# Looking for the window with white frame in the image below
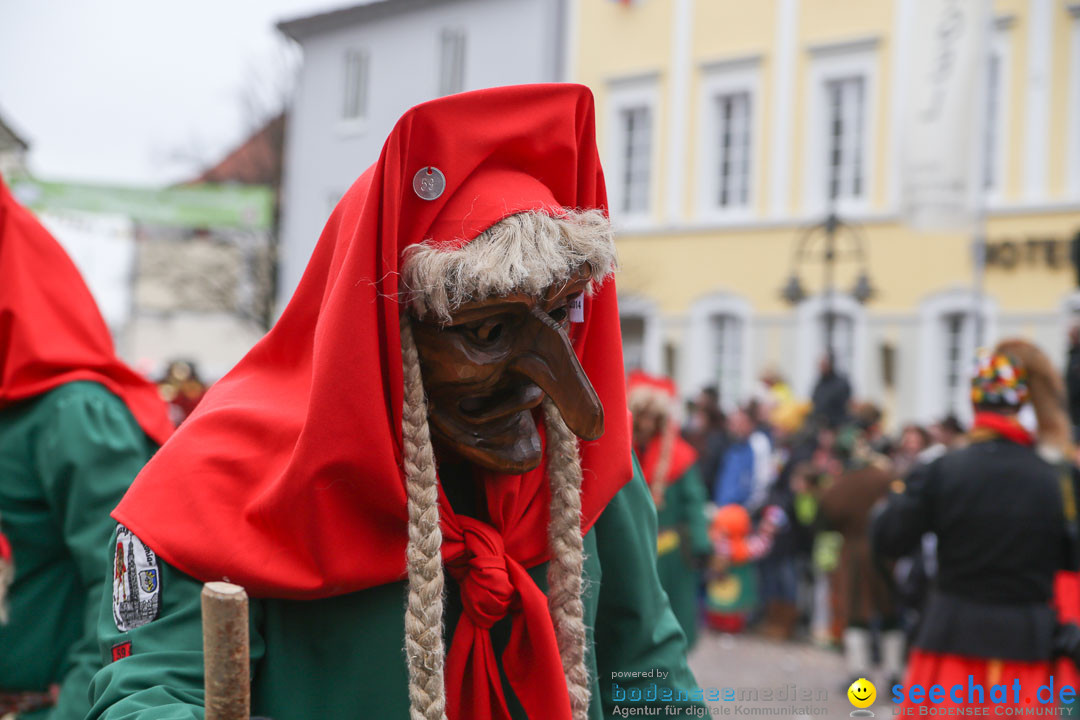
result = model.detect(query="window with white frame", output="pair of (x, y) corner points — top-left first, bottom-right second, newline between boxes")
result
(805, 41), (877, 214)
(937, 308), (991, 419)
(342, 49), (370, 122)
(698, 61), (759, 217)
(795, 294), (865, 399)
(942, 312), (969, 415)
(983, 26), (1010, 198)
(716, 92), (752, 209)
(825, 76), (866, 204)
(607, 80), (657, 221)
(686, 294), (751, 409)
(709, 314), (744, 407)
(621, 315), (646, 372)
(439, 29), (466, 96)
(618, 106), (652, 214)
(917, 291), (994, 423)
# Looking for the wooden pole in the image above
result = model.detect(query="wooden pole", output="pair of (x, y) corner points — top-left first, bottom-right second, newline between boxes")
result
(201, 581), (250, 720)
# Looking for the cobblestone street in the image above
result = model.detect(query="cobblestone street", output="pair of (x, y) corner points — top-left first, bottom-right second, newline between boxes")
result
(688, 633), (888, 719)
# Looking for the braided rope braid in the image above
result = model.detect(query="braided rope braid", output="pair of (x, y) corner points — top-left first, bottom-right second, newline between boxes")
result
(400, 319), (449, 720)
(627, 384), (676, 507)
(542, 398), (592, 719)
(649, 421), (676, 509)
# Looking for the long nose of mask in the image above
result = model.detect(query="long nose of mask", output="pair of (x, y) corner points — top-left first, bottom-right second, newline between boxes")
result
(508, 306), (604, 441)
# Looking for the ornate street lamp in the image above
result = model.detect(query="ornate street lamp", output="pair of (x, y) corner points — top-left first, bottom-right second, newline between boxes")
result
(780, 212), (875, 361)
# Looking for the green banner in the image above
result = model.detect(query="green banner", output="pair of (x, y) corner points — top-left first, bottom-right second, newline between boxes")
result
(9, 177), (274, 230)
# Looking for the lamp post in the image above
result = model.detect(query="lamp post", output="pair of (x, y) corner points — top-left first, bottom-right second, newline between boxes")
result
(780, 212), (875, 365)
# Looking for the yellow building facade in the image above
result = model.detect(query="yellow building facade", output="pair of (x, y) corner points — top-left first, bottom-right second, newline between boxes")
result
(570, 0), (1080, 425)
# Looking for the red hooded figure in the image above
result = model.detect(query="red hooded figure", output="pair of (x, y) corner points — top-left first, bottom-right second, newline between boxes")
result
(626, 371), (710, 649)
(0, 177), (172, 443)
(95, 85), (703, 720)
(0, 174), (171, 718)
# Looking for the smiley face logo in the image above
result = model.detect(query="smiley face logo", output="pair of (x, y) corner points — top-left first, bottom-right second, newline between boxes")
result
(848, 677), (876, 710)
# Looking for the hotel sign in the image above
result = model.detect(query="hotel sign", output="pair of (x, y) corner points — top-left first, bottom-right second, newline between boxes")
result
(984, 237), (1074, 270)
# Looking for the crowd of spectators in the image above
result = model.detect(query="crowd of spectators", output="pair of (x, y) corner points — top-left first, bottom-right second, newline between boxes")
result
(679, 356), (969, 686)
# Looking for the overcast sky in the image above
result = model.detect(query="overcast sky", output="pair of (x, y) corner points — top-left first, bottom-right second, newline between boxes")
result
(0, 0), (341, 186)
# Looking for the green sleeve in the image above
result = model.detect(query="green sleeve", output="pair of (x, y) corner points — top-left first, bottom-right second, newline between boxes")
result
(593, 456), (706, 715)
(678, 467), (711, 557)
(34, 385), (157, 720)
(87, 535), (266, 719)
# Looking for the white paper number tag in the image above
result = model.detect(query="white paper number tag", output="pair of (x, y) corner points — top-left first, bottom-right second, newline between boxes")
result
(569, 294), (584, 323)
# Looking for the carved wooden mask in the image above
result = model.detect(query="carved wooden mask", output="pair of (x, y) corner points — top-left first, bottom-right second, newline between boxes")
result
(410, 263), (604, 474)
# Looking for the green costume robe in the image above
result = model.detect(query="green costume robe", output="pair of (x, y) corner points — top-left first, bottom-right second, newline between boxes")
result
(88, 460), (707, 719)
(654, 466), (711, 648)
(0, 381), (158, 720)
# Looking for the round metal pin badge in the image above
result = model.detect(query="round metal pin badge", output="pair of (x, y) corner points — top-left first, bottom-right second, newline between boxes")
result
(412, 166), (446, 201)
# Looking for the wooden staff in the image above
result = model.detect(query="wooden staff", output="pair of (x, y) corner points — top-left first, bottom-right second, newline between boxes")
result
(201, 581), (250, 720)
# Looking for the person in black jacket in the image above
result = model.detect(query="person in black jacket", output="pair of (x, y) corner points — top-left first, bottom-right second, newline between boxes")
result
(873, 343), (1079, 712)
(810, 353), (851, 430)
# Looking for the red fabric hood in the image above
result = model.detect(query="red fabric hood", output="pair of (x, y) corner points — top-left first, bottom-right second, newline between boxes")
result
(113, 84), (632, 599)
(640, 431), (699, 488)
(0, 175), (172, 445)
(627, 371), (697, 486)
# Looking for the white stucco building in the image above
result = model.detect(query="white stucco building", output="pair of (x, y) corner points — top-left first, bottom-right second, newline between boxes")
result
(275, 0), (570, 311)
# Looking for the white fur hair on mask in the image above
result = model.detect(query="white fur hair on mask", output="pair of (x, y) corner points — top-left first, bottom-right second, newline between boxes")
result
(402, 209), (617, 324)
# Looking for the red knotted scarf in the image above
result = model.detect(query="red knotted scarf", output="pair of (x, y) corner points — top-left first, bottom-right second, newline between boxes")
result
(113, 84), (632, 720)
(441, 456), (572, 720)
(0, 174), (172, 445)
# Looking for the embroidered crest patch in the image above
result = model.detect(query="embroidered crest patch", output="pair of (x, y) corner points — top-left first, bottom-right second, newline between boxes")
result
(112, 525), (160, 631)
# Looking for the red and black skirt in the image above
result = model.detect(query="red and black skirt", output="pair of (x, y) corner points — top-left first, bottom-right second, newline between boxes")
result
(899, 650), (1055, 713)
